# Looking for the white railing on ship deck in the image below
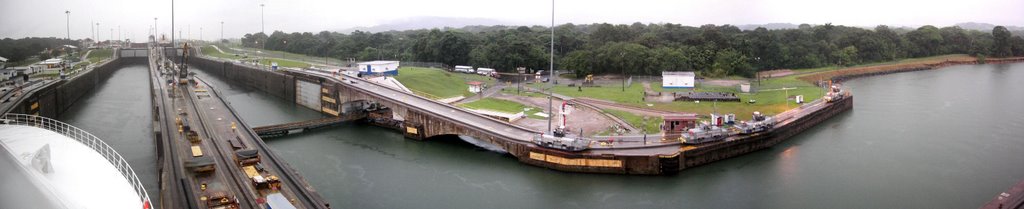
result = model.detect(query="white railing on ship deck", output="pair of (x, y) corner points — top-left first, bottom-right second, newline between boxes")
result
(1, 113), (152, 208)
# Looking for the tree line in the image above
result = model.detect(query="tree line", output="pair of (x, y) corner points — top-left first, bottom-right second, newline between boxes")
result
(240, 23), (1024, 78)
(0, 37), (81, 64)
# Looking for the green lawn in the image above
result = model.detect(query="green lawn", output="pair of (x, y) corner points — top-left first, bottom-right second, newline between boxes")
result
(227, 44), (345, 66)
(603, 109), (662, 134)
(200, 46), (243, 60)
(29, 72), (59, 79)
(530, 77), (820, 121)
(259, 58), (311, 68)
(395, 67), (494, 99)
(86, 49), (113, 63)
(517, 53), (972, 121)
(458, 98), (545, 119)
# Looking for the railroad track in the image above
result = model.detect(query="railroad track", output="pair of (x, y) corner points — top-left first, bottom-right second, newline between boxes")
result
(572, 98), (691, 115)
(180, 80), (258, 209)
(196, 76), (327, 209)
(149, 49), (192, 209)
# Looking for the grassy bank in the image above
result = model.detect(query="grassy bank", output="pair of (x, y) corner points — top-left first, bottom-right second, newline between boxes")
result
(225, 44), (345, 65)
(86, 49), (113, 63)
(259, 58), (311, 68)
(200, 46), (242, 60)
(395, 67), (495, 99)
(603, 109), (662, 134)
(797, 54), (977, 82)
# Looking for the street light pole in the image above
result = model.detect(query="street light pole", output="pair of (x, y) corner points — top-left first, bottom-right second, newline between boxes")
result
(260, 4), (265, 34)
(153, 18), (157, 43)
(171, 0), (175, 47)
(547, 0), (554, 134)
(621, 52), (626, 92)
(65, 10), (70, 40)
(220, 21), (224, 42)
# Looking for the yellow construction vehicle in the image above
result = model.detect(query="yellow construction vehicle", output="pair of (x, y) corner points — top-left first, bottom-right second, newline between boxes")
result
(582, 74), (596, 87)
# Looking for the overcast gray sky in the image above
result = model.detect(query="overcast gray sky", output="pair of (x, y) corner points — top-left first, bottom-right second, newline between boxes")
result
(1, 0), (1021, 40)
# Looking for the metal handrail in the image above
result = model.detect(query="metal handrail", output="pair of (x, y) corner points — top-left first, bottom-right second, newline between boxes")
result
(1, 113), (151, 208)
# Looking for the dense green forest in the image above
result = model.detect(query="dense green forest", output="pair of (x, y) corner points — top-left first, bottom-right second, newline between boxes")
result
(0, 37), (81, 64)
(262, 24), (1017, 77)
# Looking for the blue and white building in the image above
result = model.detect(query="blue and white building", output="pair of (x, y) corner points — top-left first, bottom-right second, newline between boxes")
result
(358, 61), (400, 76)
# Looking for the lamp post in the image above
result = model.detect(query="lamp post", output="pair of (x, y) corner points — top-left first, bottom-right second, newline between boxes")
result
(171, 0), (175, 47)
(546, 0), (554, 134)
(620, 52), (626, 92)
(220, 21), (224, 42)
(260, 4), (265, 34)
(153, 18), (157, 43)
(65, 11), (71, 40)
(260, 3), (266, 69)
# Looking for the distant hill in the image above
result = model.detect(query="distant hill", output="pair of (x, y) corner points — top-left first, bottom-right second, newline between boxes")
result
(337, 19), (1023, 37)
(337, 16), (511, 33)
(736, 23), (800, 30)
(954, 22), (1024, 32)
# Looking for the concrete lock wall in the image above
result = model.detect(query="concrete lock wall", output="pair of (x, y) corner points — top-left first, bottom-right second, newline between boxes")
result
(188, 56), (296, 104)
(120, 49), (149, 58)
(8, 50), (150, 118)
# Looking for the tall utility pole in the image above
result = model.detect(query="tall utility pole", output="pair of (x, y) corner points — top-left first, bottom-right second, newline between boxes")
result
(260, 4), (265, 34)
(220, 21), (224, 42)
(118, 25), (121, 43)
(546, 0), (554, 134)
(200, 27), (203, 42)
(171, 0), (175, 47)
(153, 18), (157, 43)
(96, 23), (100, 45)
(65, 10), (71, 40)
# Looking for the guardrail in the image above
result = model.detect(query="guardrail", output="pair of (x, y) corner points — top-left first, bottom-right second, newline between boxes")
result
(1, 113), (152, 208)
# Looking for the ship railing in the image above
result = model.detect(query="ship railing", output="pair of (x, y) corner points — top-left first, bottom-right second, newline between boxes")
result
(1, 113), (152, 208)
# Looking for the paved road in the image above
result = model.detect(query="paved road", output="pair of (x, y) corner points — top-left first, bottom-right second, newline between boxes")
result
(454, 83), (506, 105)
(294, 69), (542, 142)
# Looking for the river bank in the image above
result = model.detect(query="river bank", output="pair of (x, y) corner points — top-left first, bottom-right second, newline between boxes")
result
(798, 56), (1024, 82)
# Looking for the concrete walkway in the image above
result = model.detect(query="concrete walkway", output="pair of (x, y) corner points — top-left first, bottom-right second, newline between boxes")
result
(518, 86), (641, 134)
(455, 83), (506, 105)
(80, 49), (92, 61)
(210, 45), (227, 54)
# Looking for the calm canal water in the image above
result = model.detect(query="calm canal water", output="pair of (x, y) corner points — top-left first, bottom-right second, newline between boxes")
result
(67, 62), (1024, 208)
(58, 64), (159, 202)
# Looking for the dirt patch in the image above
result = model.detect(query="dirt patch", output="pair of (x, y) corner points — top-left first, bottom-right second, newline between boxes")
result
(494, 92), (621, 136)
